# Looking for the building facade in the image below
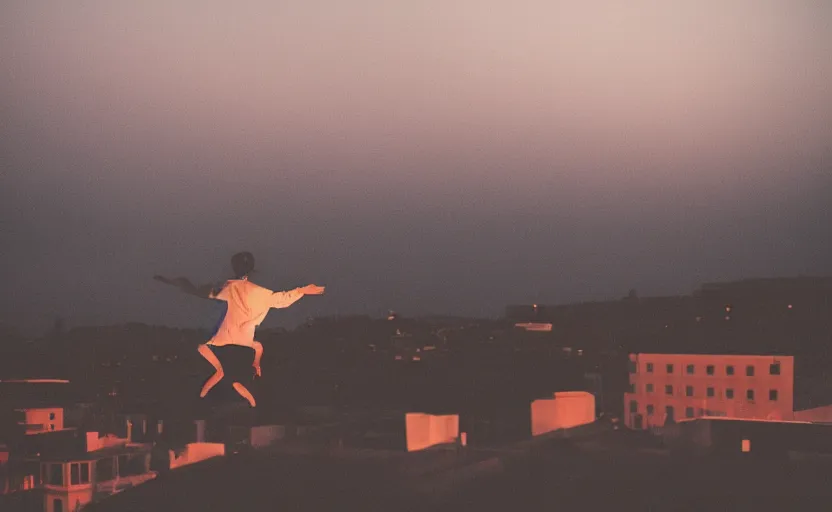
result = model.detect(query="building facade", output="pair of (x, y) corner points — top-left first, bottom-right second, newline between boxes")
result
(624, 354), (794, 430)
(40, 442), (154, 512)
(15, 408), (64, 434)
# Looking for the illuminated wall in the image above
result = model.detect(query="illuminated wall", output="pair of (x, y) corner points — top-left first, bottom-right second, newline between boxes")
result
(531, 391), (596, 436)
(169, 443), (225, 470)
(17, 408), (63, 434)
(624, 354), (795, 430)
(405, 413), (459, 452)
(43, 489), (91, 512)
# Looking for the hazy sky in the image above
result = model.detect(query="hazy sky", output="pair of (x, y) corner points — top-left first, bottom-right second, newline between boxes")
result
(2, 1), (830, 333)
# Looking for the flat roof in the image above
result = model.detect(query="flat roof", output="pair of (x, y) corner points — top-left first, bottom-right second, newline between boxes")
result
(632, 353), (793, 359)
(676, 416), (814, 425)
(0, 379), (70, 384)
(41, 443), (154, 463)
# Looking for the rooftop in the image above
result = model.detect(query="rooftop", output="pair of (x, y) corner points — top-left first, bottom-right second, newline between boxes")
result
(41, 442), (153, 463)
(84, 448), (421, 512)
(82, 426), (832, 511)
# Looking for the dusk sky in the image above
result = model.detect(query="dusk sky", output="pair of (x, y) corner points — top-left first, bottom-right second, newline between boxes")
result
(2, 1), (830, 334)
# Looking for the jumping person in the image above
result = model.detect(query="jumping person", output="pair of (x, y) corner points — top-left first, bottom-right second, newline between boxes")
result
(155, 251), (325, 407)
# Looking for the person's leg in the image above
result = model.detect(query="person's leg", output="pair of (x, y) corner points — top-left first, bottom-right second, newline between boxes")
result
(197, 344), (225, 398)
(251, 340), (263, 377)
(232, 382), (256, 407)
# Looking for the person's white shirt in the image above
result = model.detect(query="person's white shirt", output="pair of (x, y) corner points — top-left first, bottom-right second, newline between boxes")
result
(206, 278), (303, 347)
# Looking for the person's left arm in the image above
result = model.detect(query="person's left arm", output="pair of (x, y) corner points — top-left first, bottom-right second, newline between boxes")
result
(270, 284), (325, 309)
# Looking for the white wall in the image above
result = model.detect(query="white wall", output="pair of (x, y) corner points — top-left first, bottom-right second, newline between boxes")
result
(405, 413), (459, 452)
(531, 391), (595, 436)
(169, 443), (225, 470)
(18, 408), (63, 434)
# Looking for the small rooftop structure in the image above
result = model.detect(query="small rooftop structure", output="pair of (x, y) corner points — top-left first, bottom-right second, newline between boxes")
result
(664, 416), (832, 460)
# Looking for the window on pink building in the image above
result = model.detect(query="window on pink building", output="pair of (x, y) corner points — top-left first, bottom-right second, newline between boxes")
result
(706, 365), (715, 375)
(686, 364), (695, 375)
(666, 364), (674, 374)
(770, 363), (781, 375)
(747, 389), (755, 400)
(707, 387), (715, 397)
(665, 385), (673, 396)
(685, 386), (694, 397)
(646, 383), (654, 393)
(726, 388), (734, 399)
(726, 365), (735, 376)
(629, 400), (638, 413)
(685, 407), (694, 418)
(49, 464), (62, 486)
(646, 363), (654, 373)
(746, 366), (755, 377)
(769, 389), (778, 401)
(646, 405), (654, 416)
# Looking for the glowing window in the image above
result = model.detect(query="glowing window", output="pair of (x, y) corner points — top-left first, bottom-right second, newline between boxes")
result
(742, 439), (751, 453)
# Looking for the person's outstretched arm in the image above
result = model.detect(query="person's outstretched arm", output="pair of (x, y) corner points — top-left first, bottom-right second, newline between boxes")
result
(153, 275), (221, 300)
(270, 284), (325, 309)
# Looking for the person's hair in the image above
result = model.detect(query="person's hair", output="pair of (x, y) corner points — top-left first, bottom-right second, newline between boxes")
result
(231, 251), (255, 278)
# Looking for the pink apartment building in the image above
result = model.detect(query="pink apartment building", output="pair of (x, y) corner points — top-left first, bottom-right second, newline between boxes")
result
(624, 353), (794, 430)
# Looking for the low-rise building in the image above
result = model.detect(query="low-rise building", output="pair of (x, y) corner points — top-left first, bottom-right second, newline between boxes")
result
(40, 433), (155, 512)
(663, 416), (832, 460)
(15, 407), (65, 434)
(624, 353), (794, 430)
